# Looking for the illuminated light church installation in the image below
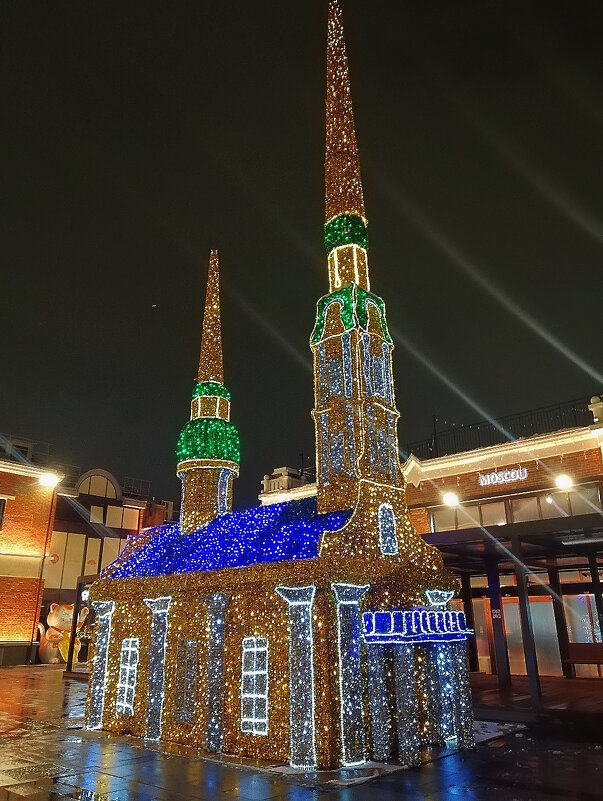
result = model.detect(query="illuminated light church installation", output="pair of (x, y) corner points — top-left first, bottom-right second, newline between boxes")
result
(86, 1), (474, 770)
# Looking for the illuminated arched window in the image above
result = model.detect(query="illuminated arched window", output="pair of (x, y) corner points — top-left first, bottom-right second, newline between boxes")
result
(378, 503), (398, 556)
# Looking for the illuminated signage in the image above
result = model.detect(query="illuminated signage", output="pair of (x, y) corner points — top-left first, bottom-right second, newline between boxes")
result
(478, 467), (528, 487)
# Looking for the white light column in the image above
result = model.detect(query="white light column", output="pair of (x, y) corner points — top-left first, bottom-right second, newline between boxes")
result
(276, 585), (317, 769)
(87, 600), (115, 730)
(366, 644), (393, 760)
(452, 642), (475, 749)
(331, 582), (369, 767)
(143, 596), (172, 740)
(393, 645), (421, 766)
(205, 592), (228, 751)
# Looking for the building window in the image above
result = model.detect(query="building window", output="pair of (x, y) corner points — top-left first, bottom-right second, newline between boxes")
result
(241, 636), (268, 735)
(174, 638), (198, 724)
(480, 501), (507, 527)
(90, 505), (104, 524)
(0, 498), (5, 530)
(541, 491), (571, 519)
(569, 483), (601, 516)
(431, 507), (456, 532)
(116, 638), (140, 717)
(456, 504), (481, 529)
(122, 507), (139, 531)
(510, 496), (539, 523)
(378, 503), (398, 555)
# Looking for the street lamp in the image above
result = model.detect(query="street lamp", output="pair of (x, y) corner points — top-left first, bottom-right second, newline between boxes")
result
(39, 471), (60, 488)
(443, 491), (459, 507)
(555, 474), (573, 490)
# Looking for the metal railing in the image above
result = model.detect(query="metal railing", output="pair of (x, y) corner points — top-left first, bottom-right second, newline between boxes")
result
(402, 396), (594, 461)
(122, 476), (151, 500)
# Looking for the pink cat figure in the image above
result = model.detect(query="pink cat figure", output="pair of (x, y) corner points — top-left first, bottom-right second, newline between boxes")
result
(38, 604), (89, 664)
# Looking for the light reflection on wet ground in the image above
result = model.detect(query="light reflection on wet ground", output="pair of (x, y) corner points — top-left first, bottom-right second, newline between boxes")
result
(1, 666), (602, 800)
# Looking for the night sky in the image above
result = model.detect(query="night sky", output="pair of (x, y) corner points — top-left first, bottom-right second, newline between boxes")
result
(2, 2), (602, 509)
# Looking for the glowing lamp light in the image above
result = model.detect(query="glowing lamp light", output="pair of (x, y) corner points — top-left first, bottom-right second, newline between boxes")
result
(545, 496), (553, 505)
(442, 491), (459, 508)
(39, 472), (59, 488)
(555, 474), (573, 490)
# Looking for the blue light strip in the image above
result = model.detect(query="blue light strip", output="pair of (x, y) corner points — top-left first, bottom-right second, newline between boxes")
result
(363, 608), (473, 645)
(104, 497), (352, 580)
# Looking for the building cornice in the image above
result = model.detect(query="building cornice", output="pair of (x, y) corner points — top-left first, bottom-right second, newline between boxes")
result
(0, 459), (62, 481)
(402, 425), (603, 487)
(259, 482), (317, 506)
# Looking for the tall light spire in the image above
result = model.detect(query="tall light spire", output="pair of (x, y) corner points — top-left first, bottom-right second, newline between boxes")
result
(177, 248), (239, 534)
(324, 0), (369, 291)
(198, 249), (224, 385)
(325, 0), (365, 223)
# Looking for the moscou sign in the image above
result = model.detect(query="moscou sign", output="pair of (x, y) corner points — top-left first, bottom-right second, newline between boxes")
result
(478, 467), (528, 487)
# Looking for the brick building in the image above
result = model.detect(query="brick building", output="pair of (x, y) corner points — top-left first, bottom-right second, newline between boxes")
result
(0, 459), (58, 664)
(0, 435), (174, 666)
(260, 394), (603, 702)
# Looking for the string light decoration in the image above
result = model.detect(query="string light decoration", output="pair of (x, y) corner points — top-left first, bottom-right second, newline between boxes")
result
(177, 250), (240, 533)
(85, 0), (474, 771)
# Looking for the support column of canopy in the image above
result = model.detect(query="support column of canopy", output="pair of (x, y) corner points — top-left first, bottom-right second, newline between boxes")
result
(460, 573), (479, 672)
(276, 585), (318, 770)
(511, 534), (542, 710)
(87, 601), (115, 730)
(485, 556), (512, 689)
(331, 582), (369, 767)
(143, 596), (172, 740)
(205, 593), (228, 751)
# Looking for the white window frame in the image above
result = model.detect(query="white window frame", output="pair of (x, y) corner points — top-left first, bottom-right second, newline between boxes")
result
(240, 636), (268, 735)
(116, 638), (140, 717)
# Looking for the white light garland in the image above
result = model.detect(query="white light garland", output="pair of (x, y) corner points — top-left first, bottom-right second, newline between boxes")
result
(87, 600), (115, 730)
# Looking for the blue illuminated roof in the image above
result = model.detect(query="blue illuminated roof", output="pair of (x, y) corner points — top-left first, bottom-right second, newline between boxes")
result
(103, 496), (351, 579)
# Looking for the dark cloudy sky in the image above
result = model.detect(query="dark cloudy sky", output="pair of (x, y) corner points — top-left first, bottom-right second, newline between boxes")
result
(2, 1), (602, 508)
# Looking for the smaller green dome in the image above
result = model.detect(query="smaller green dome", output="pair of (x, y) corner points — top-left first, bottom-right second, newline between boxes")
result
(177, 417), (240, 465)
(324, 213), (368, 254)
(192, 381), (231, 401)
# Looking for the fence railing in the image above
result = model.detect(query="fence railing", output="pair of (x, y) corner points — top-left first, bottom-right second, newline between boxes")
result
(402, 396), (593, 461)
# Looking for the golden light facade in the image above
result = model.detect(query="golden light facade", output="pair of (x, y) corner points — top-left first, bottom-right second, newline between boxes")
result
(86, 0), (473, 772)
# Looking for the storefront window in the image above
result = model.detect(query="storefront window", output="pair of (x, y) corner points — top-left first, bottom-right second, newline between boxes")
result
(480, 501), (507, 527)
(540, 491), (571, 519)
(431, 508), (456, 532)
(569, 483), (601, 516)
(511, 496), (539, 522)
(456, 504), (481, 529)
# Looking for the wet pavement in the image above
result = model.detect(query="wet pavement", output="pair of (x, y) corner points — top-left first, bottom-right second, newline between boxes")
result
(1, 666), (603, 800)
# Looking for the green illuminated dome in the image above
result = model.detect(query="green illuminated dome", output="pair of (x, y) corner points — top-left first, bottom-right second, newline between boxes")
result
(177, 417), (240, 465)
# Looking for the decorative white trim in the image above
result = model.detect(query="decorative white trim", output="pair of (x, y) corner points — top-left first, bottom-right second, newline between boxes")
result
(0, 460), (63, 480)
(403, 426), (601, 487)
(258, 483), (317, 506)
